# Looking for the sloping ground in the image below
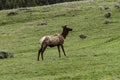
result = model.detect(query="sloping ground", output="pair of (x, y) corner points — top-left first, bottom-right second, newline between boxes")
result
(0, 0), (120, 80)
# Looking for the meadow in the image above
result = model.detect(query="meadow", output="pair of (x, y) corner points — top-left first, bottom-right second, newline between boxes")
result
(0, 0), (120, 80)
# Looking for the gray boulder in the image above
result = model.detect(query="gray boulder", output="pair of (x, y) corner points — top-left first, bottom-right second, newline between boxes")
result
(79, 34), (87, 39)
(0, 51), (14, 59)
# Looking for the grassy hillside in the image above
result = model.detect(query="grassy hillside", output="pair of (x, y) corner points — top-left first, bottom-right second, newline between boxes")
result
(0, 0), (120, 80)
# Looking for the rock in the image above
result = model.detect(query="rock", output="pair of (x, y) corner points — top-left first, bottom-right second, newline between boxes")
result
(104, 20), (110, 24)
(114, 3), (120, 9)
(0, 51), (14, 59)
(37, 21), (47, 26)
(7, 11), (18, 16)
(79, 34), (87, 39)
(105, 12), (111, 18)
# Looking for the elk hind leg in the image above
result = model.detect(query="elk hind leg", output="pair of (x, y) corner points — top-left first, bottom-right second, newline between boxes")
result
(38, 48), (42, 61)
(41, 45), (47, 60)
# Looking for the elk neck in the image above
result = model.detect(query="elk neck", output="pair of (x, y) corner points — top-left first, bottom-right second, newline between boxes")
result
(60, 30), (69, 39)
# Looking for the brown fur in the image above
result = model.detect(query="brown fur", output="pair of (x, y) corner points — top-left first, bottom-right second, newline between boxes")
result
(41, 34), (64, 47)
(38, 25), (72, 61)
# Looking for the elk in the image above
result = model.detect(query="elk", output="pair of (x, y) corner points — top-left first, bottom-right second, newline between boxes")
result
(37, 25), (72, 61)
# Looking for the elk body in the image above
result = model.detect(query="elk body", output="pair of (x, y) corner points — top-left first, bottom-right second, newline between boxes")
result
(37, 25), (72, 61)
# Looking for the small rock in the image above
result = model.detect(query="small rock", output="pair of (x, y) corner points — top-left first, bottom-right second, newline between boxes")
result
(104, 20), (110, 24)
(7, 12), (18, 16)
(37, 21), (47, 26)
(105, 12), (111, 18)
(79, 34), (87, 39)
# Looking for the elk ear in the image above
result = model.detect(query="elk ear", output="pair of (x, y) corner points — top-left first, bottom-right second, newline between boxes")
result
(62, 25), (67, 28)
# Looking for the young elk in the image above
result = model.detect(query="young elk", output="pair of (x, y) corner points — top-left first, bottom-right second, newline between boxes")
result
(38, 25), (72, 61)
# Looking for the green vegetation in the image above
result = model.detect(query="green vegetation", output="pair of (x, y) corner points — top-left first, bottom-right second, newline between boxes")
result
(0, 0), (120, 80)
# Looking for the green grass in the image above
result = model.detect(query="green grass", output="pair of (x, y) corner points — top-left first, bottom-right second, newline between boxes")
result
(0, 0), (120, 80)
